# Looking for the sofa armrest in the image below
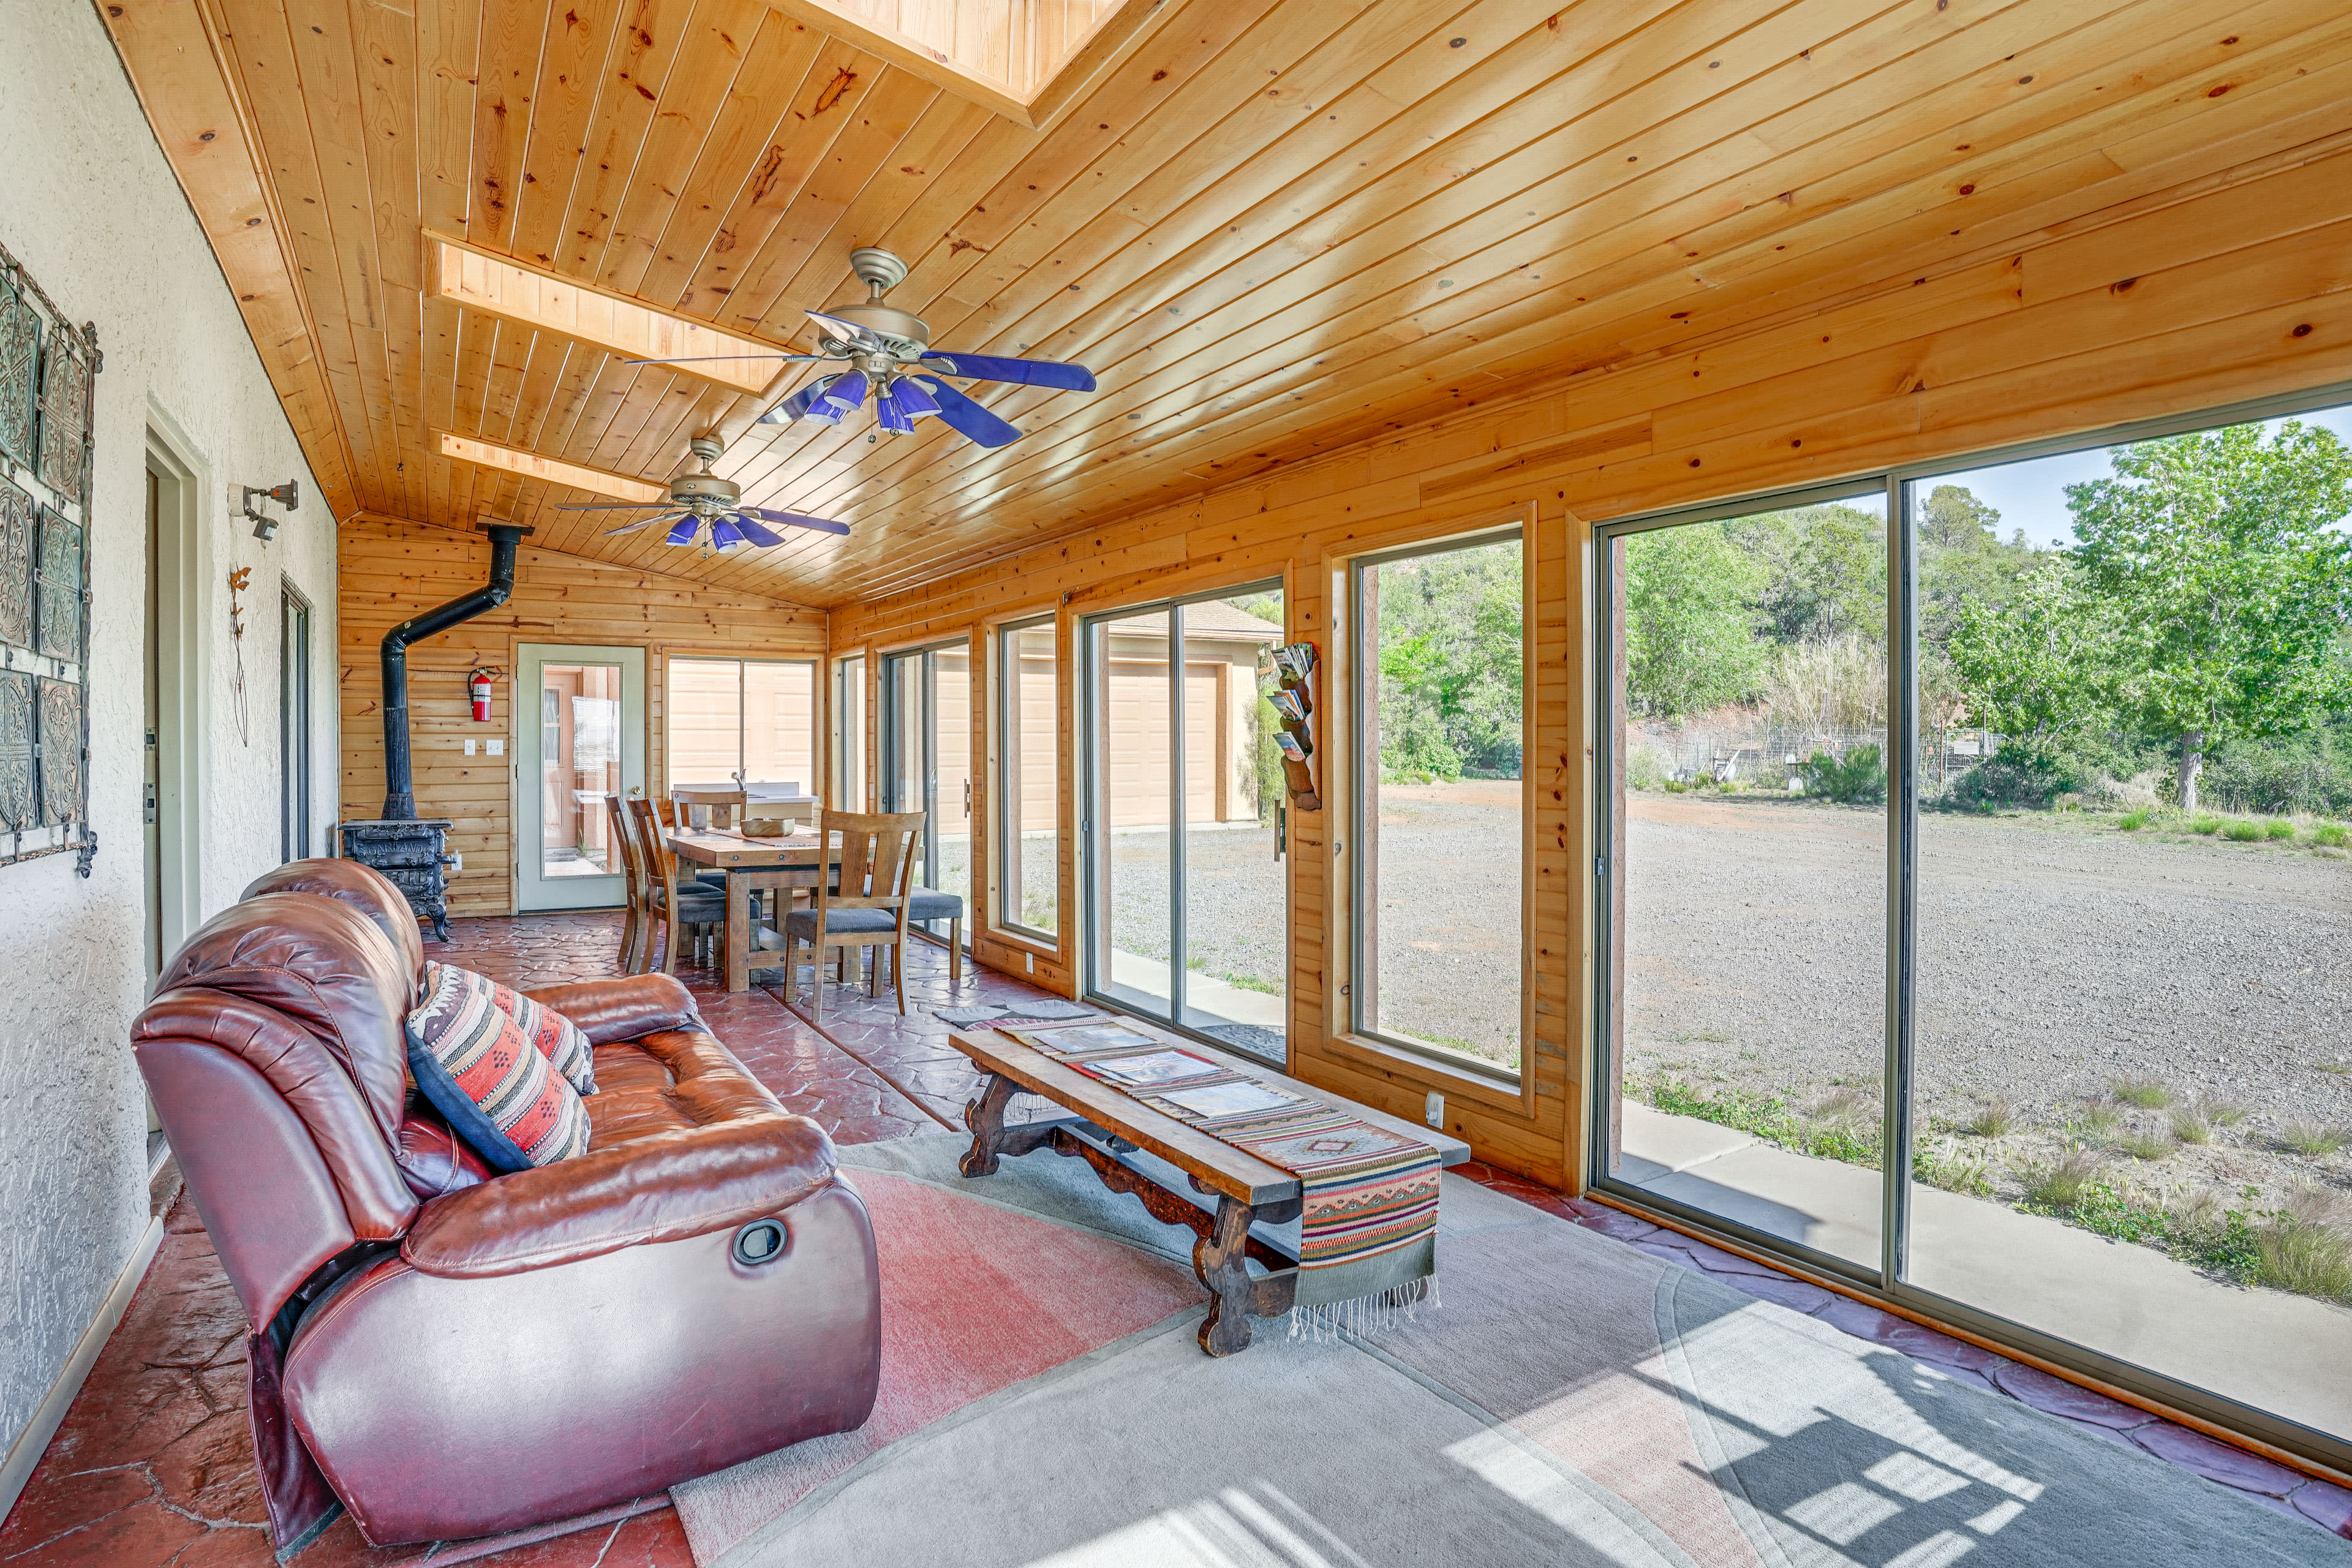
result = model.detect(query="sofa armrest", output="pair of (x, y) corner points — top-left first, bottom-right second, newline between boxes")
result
(521, 973), (699, 1045)
(399, 1113), (837, 1278)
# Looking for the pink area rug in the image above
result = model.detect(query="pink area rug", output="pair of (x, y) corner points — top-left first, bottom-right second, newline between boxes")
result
(670, 1168), (1203, 1561)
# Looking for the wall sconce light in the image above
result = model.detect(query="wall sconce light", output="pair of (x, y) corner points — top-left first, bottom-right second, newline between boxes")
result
(241, 480), (300, 541)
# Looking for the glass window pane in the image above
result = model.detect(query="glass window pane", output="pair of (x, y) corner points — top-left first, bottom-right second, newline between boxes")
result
(836, 655), (865, 809)
(1180, 589), (1286, 1057)
(1094, 611), (1176, 1018)
(1001, 619), (1058, 935)
(542, 663), (622, 879)
(742, 662), (815, 796)
(666, 657), (741, 790)
(1359, 537), (1525, 1074)
(930, 645), (972, 938)
(1906, 404), (2352, 1438)
(1604, 494), (1889, 1270)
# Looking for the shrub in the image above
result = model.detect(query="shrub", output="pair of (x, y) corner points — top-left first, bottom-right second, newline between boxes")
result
(2223, 820), (2264, 842)
(2016, 1149), (2103, 1208)
(2074, 1102), (2125, 1143)
(2275, 1118), (2350, 1156)
(2265, 818), (2297, 840)
(2117, 810), (2153, 831)
(2191, 814), (2225, 835)
(1800, 745), (1887, 804)
(1965, 1098), (2020, 1137)
(2255, 1191), (2352, 1301)
(1626, 746), (1668, 792)
(2317, 823), (2350, 848)
(2110, 1076), (2172, 1109)
(1913, 1142), (1992, 1196)
(2113, 1129), (2176, 1161)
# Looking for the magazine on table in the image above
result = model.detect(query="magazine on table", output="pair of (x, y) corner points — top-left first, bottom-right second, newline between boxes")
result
(1157, 1079), (1303, 1119)
(1008, 1022), (1161, 1054)
(1081, 1049), (1223, 1088)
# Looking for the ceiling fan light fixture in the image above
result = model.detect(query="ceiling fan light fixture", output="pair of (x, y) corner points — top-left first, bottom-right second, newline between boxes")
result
(664, 516), (699, 546)
(890, 378), (942, 420)
(821, 370), (870, 416)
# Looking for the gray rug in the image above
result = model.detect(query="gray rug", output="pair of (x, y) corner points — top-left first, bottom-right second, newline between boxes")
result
(701, 1136), (2343, 1567)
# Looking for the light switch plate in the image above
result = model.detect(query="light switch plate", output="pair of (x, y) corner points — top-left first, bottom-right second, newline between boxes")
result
(462, 738), (475, 756)
(1425, 1091), (1444, 1129)
(487, 738), (504, 755)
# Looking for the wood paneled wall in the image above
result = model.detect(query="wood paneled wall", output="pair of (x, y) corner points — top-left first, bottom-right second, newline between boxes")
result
(829, 140), (2352, 1189)
(339, 518), (827, 916)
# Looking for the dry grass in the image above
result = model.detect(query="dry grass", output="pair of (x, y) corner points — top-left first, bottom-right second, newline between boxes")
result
(2256, 1188), (2352, 1301)
(2112, 1128), (2177, 1161)
(2274, 1118), (2351, 1157)
(2016, 1148), (2104, 1208)
(1964, 1098), (2021, 1137)
(2109, 1076), (2173, 1109)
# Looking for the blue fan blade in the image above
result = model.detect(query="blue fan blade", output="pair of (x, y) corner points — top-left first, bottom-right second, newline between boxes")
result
(623, 352), (824, 366)
(730, 514), (786, 547)
(744, 507), (852, 537)
(710, 516), (747, 551)
(559, 502), (666, 511)
(805, 310), (888, 351)
(919, 352), (1096, 393)
(664, 516), (701, 546)
(821, 369), (869, 415)
(603, 511), (685, 536)
(760, 373), (843, 426)
(914, 376), (1023, 448)
(889, 377), (941, 418)
(875, 384), (916, 435)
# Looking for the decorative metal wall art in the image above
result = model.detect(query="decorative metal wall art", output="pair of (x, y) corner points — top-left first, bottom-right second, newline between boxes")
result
(0, 236), (96, 873)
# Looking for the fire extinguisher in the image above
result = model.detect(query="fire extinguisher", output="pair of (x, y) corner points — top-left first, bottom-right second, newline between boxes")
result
(468, 666), (498, 723)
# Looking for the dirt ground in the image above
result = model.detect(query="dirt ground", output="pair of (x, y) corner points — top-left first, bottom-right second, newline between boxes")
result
(1622, 791), (2352, 1207)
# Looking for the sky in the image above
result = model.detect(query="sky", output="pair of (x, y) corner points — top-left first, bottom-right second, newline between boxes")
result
(1926, 400), (2352, 549)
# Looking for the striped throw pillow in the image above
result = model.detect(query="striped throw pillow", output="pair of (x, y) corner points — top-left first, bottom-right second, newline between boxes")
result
(404, 964), (590, 1172)
(434, 965), (597, 1098)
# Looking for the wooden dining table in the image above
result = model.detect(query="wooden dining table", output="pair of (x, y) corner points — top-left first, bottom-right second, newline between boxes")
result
(664, 827), (832, 993)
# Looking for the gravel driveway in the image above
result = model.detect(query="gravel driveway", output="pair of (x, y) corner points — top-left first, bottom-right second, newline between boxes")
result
(1623, 791), (2352, 1205)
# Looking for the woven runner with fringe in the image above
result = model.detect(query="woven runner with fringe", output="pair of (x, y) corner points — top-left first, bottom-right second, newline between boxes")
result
(1006, 1025), (1440, 1333)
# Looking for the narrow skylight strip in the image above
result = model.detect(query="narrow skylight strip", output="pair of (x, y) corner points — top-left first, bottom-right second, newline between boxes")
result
(426, 235), (782, 396)
(434, 431), (666, 504)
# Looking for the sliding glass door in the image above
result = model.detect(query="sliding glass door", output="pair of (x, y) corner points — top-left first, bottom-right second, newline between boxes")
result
(881, 641), (971, 941)
(997, 616), (1059, 939)
(834, 654), (865, 809)
(1595, 390), (2352, 1471)
(1082, 583), (1287, 1059)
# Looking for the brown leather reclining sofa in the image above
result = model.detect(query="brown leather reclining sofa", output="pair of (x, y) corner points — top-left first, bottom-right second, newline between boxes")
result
(131, 858), (882, 1552)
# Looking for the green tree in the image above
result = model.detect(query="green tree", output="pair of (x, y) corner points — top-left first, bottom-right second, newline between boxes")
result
(1723, 502), (1887, 646)
(2065, 421), (2352, 812)
(1372, 541), (1523, 780)
(1624, 521), (1766, 718)
(1947, 557), (2120, 766)
(1917, 484), (2038, 648)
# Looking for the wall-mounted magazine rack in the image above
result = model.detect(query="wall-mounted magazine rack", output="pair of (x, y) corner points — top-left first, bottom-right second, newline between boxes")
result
(1269, 641), (1321, 813)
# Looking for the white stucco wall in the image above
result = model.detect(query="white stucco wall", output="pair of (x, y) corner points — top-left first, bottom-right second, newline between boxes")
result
(0, 0), (339, 1464)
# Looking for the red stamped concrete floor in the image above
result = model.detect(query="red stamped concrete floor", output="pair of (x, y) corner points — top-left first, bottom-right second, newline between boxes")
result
(4, 913), (2345, 1567)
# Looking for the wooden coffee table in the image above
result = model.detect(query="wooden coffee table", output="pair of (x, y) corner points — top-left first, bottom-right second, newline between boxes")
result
(948, 1022), (1469, 1355)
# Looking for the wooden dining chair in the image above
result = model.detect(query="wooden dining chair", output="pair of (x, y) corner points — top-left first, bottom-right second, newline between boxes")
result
(674, 788), (748, 831)
(605, 793), (650, 974)
(626, 797), (726, 974)
(760, 810), (923, 1020)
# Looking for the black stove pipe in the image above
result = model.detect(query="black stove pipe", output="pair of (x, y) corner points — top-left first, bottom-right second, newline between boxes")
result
(380, 523), (526, 819)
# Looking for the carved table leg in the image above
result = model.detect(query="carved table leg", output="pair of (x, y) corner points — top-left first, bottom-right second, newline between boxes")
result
(959, 1074), (1020, 1177)
(1194, 1196), (1261, 1357)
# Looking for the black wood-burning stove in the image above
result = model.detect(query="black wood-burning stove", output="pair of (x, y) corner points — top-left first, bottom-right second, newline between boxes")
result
(337, 521), (528, 942)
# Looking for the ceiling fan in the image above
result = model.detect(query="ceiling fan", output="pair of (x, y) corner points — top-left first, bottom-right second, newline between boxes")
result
(554, 435), (849, 549)
(625, 247), (1097, 449)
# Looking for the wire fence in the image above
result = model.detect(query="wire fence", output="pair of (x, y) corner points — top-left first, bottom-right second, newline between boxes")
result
(1629, 722), (2000, 796)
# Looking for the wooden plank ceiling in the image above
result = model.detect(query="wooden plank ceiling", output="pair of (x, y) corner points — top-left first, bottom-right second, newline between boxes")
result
(102, 0), (2352, 608)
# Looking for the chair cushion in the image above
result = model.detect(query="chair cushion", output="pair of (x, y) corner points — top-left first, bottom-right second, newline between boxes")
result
(404, 964), (591, 1174)
(770, 905), (900, 942)
(654, 886), (726, 920)
(907, 890), (965, 921)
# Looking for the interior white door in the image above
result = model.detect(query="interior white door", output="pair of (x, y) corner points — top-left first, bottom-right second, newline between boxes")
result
(514, 643), (646, 911)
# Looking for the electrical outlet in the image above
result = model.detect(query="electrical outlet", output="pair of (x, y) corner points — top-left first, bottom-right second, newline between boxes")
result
(1424, 1091), (1444, 1129)
(462, 738), (476, 756)
(1025, 952), (1034, 973)
(486, 738), (504, 756)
